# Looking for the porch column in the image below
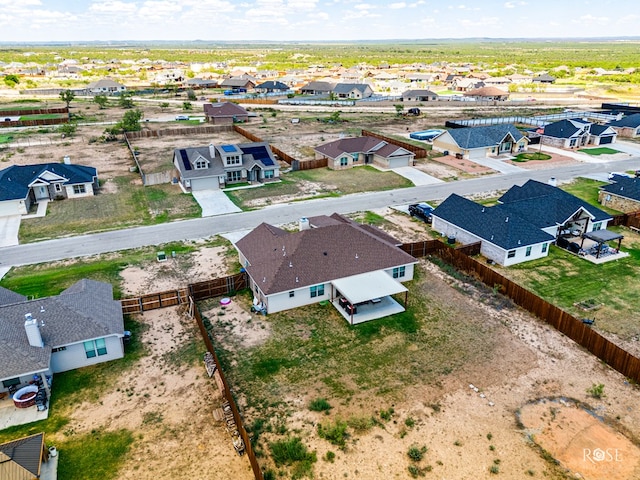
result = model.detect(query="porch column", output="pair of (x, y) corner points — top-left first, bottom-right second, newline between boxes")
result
(39, 372), (51, 400)
(617, 237), (622, 252)
(404, 291), (408, 309)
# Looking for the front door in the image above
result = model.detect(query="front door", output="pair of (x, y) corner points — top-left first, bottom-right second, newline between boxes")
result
(35, 186), (49, 201)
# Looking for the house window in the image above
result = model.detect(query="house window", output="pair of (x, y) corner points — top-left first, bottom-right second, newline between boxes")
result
(340, 156), (349, 166)
(392, 266), (406, 278)
(569, 138), (577, 147)
(526, 246), (532, 257)
(2, 378), (21, 388)
(225, 155), (241, 166)
(195, 159), (208, 169)
(310, 284), (325, 298)
(73, 184), (86, 194)
(226, 171), (242, 183)
(52, 346), (67, 353)
(542, 243), (548, 253)
(264, 170), (274, 179)
(84, 338), (107, 359)
(352, 153), (359, 163)
(593, 222), (602, 231)
(54, 183), (62, 192)
(507, 250), (516, 258)
(289, 291), (295, 298)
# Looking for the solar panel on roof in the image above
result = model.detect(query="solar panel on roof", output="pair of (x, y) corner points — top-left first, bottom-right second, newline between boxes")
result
(179, 149), (191, 170)
(241, 145), (274, 166)
(221, 144), (237, 153)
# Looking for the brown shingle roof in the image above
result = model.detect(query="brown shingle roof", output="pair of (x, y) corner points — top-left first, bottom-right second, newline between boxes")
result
(203, 102), (248, 118)
(235, 215), (415, 295)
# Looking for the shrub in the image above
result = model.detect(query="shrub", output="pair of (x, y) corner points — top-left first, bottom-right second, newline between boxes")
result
(269, 437), (317, 467)
(308, 398), (332, 412)
(324, 451), (335, 463)
(587, 383), (605, 399)
(405, 417), (416, 428)
(407, 445), (427, 462)
(317, 419), (348, 447)
(379, 407), (394, 421)
(407, 465), (425, 478)
(489, 464), (500, 474)
(347, 415), (375, 432)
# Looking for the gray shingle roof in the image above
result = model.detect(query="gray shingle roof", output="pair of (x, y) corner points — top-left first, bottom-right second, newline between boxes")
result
(333, 83), (371, 94)
(432, 194), (554, 250)
(235, 214), (416, 295)
(255, 81), (289, 90)
(447, 124), (525, 149)
(542, 119), (588, 139)
(314, 136), (412, 160)
(601, 174), (640, 202)
(0, 287), (27, 307)
(0, 279), (123, 381)
(498, 180), (611, 226)
(608, 113), (640, 128)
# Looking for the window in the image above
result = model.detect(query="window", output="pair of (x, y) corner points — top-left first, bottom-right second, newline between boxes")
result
(542, 243), (548, 253)
(2, 378), (21, 388)
(592, 222), (602, 231)
(569, 138), (577, 147)
(392, 266), (406, 278)
(52, 346), (67, 353)
(340, 156), (349, 166)
(54, 183), (62, 192)
(507, 250), (516, 258)
(195, 159), (208, 169)
(525, 246), (532, 257)
(226, 171), (242, 183)
(264, 170), (274, 179)
(73, 184), (86, 194)
(225, 155), (241, 166)
(352, 153), (359, 163)
(310, 284), (325, 298)
(289, 291), (295, 298)
(84, 339), (107, 359)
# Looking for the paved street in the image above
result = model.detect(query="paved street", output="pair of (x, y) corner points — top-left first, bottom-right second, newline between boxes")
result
(1, 156), (638, 270)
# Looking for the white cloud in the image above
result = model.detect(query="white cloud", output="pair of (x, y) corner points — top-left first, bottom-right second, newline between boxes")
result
(287, 0), (318, 10)
(89, 1), (138, 14)
(504, 1), (515, 8)
(0, 0), (41, 5)
(355, 3), (376, 10)
(390, 2), (406, 8)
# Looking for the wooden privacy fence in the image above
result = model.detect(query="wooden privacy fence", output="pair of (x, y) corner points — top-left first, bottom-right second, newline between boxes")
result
(125, 124), (233, 139)
(1, 117), (68, 128)
(121, 288), (189, 314)
(189, 272), (249, 301)
(191, 298), (264, 480)
(291, 157), (328, 171)
(362, 129), (427, 159)
(401, 239), (640, 384)
(0, 107), (68, 116)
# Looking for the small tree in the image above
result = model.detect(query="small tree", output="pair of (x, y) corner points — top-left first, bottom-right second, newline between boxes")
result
(120, 109), (144, 131)
(394, 104), (404, 116)
(59, 89), (75, 108)
(186, 89), (197, 101)
(93, 94), (109, 109)
(182, 101), (193, 111)
(118, 92), (135, 109)
(160, 102), (170, 111)
(3, 74), (20, 88)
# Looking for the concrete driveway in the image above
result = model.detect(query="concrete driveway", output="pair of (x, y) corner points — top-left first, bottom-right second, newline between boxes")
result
(392, 167), (445, 186)
(192, 189), (242, 217)
(0, 215), (20, 247)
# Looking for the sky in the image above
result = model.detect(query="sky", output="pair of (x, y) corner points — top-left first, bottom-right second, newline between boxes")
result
(0, 0), (639, 43)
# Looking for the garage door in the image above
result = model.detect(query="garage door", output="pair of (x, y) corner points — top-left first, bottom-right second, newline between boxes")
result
(599, 136), (613, 145)
(191, 177), (220, 191)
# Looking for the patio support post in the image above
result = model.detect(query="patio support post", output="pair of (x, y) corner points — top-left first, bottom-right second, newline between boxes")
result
(617, 237), (622, 252)
(39, 372), (51, 399)
(404, 291), (408, 309)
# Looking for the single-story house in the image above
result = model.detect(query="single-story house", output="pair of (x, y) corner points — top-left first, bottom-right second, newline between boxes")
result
(203, 102), (249, 125)
(332, 83), (373, 99)
(432, 193), (555, 266)
(219, 76), (256, 90)
(432, 180), (613, 266)
(254, 81), (290, 94)
(533, 74), (556, 84)
(84, 78), (126, 95)
(607, 113), (640, 138)
(0, 163), (98, 217)
(431, 124), (528, 160)
(0, 432), (50, 480)
(463, 86), (509, 101)
(599, 174), (640, 212)
(541, 119), (617, 148)
(401, 89), (439, 102)
(299, 81), (335, 95)
(452, 77), (484, 92)
(186, 78), (219, 89)
(314, 136), (415, 169)
(0, 279), (125, 397)
(234, 213), (418, 323)
(173, 142), (280, 191)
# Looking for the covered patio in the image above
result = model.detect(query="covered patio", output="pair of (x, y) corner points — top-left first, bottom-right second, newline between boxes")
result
(561, 231), (629, 264)
(0, 388), (49, 430)
(331, 271), (408, 325)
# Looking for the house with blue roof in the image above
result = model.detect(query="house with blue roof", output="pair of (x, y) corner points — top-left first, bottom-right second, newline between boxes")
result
(599, 174), (640, 213)
(608, 113), (640, 138)
(173, 142), (279, 191)
(431, 124), (528, 160)
(0, 162), (98, 217)
(541, 119), (617, 148)
(432, 180), (614, 266)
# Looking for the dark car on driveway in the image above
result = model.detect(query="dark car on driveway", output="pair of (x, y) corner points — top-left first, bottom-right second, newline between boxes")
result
(408, 203), (434, 223)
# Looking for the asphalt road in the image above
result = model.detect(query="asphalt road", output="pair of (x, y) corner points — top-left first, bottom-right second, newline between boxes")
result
(1, 157), (638, 269)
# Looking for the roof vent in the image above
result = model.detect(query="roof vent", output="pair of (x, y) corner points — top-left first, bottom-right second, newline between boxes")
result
(355, 253), (359, 259)
(518, 240), (521, 245)
(295, 276), (299, 283)
(481, 207), (485, 213)
(505, 216), (509, 223)
(289, 261), (292, 268)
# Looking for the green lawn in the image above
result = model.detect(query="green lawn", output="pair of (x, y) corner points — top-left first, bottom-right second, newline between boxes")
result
(19, 177), (201, 242)
(0, 135), (13, 144)
(225, 166), (413, 209)
(19, 114), (67, 120)
(560, 177), (620, 215)
(579, 147), (620, 155)
(513, 152), (552, 162)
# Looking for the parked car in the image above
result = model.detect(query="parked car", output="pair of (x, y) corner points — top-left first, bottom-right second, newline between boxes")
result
(175, 115), (189, 121)
(408, 203), (434, 223)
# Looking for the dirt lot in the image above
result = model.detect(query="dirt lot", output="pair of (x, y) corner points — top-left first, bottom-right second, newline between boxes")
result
(30, 210), (639, 480)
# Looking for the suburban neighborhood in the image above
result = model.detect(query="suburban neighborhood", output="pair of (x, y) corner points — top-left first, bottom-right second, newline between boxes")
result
(1, 27), (640, 480)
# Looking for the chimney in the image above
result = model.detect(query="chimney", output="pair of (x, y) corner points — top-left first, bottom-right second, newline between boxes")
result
(548, 177), (557, 187)
(209, 143), (215, 158)
(24, 313), (44, 348)
(63, 155), (71, 165)
(299, 217), (310, 231)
